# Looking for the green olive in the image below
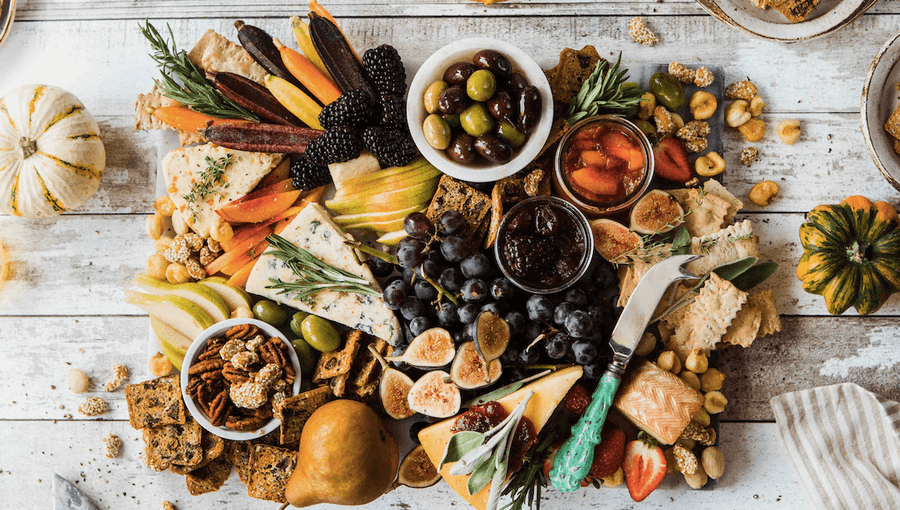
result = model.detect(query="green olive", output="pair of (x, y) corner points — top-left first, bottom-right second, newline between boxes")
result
(466, 69), (497, 102)
(442, 114), (461, 130)
(423, 114), (452, 150)
(300, 315), (341, 352)
(289, 311), (309, 337)
(460, 103), (494, 137)
(649, 72), (686, 111)
(423, 81), (448, 114)
(290, 337), (319, 377)
(253, 300), (288, 326)
(633, 119), (657, 137)
(496, 121), (526, 148)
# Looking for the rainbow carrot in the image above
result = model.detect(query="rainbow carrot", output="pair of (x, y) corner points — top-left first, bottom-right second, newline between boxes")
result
(309, 0), (362, 63)
(290, 16), (335, 82)
(151, 106), (254, 133)
(274, 38), (342, 105)
(264, 75), (324, 130)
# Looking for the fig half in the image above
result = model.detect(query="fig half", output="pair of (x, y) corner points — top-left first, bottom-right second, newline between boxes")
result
(407, 370), (461, 418)
(369, 344), (416, 420)
(451, 341), (502, 390)
(397, 444), (441, 488)
(387, 328), (455, 368)
(474, 311), (510, 369)
(629, 189), (684, 235)
(589, 218), (643, 262)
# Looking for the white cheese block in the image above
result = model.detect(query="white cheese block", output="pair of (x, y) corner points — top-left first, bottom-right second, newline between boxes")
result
(163, 145), (284, 237)
(328, 151), (381, 189)
(245, 203), (402, 345)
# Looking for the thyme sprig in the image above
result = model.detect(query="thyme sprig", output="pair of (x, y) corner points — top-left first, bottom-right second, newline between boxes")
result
(139, 20), (258, 121)
(566, 52), (645, 124)
(264, 234), (381, 301)
(182, 154), (233, 222)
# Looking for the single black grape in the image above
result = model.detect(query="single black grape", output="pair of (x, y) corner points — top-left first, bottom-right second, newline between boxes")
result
(490, 278), (515, 300)
(553, 301), (576, 327)
(571, 340), (597, 365)
(437, 210), (466, 236)
(367, 256), (394, 278)
(481, 301), (503, 316)
(500, 346), (519, 365)
(457, 303), (479, 324)
(461, 278), (488, 303)
(464, 322), (478, 341)
(524, 321), (542, 342)
(545, 334), (568, 360)
(400, 296), (425, 321)
(504, 311), (526, 337)
(583, 362), (603, 379)
(404, 212), (434, 239)
(565, 310), (593, 338)
(460, 252), (491, 279)
(409, 316), (433, 337)
(441, 236), (469, 262)
(427, 247), (448, 265)
(586, 305), (605, 326)
(382, 280), (406, 310)
(397, 240), (425, 268)
(564, 288), (588, 307)
(436, 301), (458, 328)
(452, 329), (467, 344)
(414, 279), (439, 301)
(416, 260), (441, 280)
(402, 266), (416, 285)
(439, 267), (465, 293)
(526, 295), (553, 322)
(520, 347), (540, 365)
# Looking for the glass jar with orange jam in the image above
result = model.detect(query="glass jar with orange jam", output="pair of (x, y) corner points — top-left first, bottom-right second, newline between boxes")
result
(553, 116), (655, 217)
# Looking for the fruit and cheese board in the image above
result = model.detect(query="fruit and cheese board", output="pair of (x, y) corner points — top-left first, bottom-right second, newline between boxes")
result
(121, 5), (785, 509)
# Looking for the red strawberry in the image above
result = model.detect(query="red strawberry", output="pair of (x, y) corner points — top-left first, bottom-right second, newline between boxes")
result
(563, 384), (591, 415)
(589, 427), (626, 480)
(653, 137), (692, 183)
(622, 435), (667, 502)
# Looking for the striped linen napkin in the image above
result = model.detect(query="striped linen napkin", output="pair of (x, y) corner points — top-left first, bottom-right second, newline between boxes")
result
(771, 383), (900, 510)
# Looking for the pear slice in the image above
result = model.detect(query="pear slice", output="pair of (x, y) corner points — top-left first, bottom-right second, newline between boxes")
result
(199, 276), (253, 313)
(332, 203), (428, 225)
(376, 230), (409, 247)
(158, 338), (185, 371)
(124, 290), (215, 339)
(335, 157), (432, 193)
(151, 316), (191, 370)
(132, 274), (229, 322)
(326, 179), (439, 215)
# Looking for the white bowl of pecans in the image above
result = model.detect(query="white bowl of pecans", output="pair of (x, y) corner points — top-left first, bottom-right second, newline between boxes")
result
(181, 318), (302, 441)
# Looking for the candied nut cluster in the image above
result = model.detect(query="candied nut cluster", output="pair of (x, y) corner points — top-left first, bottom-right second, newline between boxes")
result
(104, 363), (130, 392)
(673, 443), (698, 475)
(186, 323), (295, 432)
(725, 80), (758, 101)
(681, 421), (716, 446)
(158, 233), (222, 283)
(629, 17), (658, 46)
(676, 120), (711, 153)
(78, 396), (109, 416)
(103, 433), (122, 458)
(693, 67), (714, 88)
(740, 147), (759, 166)
(654, 106), (676, 137)
(668, 62), (715, 88)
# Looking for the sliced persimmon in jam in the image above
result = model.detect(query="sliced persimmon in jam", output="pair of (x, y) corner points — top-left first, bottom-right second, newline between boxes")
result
(571, 165), (621, 198)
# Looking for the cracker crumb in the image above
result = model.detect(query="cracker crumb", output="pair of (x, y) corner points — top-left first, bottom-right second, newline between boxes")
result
(161, 502), (176, 510)
(629, 17), (658, 46)
(104, 364), (129, 392)
(740, 147), (759, 166)
(103, 434), (122, 458)
(78, 397), (108, 416)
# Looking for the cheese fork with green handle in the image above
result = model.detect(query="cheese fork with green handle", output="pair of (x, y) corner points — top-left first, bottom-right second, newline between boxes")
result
(549, 253), (702, 492)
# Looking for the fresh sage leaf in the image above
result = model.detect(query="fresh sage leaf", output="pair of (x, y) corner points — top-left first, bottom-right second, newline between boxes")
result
(462, 370), (551, 407)
(712, 257), (758, 281)
(467, 457), (496, 496)
(440, 431), (485, 468)
(671, 226), (691, 254)
(731, 262), (779, 291)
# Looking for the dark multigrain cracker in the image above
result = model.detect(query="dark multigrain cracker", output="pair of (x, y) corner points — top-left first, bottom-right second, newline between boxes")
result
(230, 440), (253, 485)
(313, 329), (363, 383)
(142, 417), (203, 471)
(545, 46), (605, 105)
(247, 444), (299, 502)
(185, 457), (233, 495)
(277, 386), (334, 446)
(426, 175), (492, 250)
(125, 375), (185, 430)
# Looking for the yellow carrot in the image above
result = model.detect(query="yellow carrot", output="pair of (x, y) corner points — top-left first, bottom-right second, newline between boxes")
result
(273, 37), (342, 105)
(150, 106), (254, 133)
(309, 0), (362, 64)
(264, 75), (324, 130)
(290, 16), (334, 82)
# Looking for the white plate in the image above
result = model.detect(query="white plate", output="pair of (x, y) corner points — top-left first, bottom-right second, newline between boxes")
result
(862, 30), (900, 192)
(695, 0), (877, 41)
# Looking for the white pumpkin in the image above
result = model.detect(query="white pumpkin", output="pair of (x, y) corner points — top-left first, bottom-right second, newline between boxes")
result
(0, 84), (106, 217)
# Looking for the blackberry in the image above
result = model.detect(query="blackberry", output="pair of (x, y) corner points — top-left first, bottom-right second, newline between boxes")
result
(290, 155), (332, 191)
(318, 90), (378, 129)
(304, 127), (363, 165)
(362, 126), (418, 167)
(363, 45), (407, 96)
(379, 94), (406, 129)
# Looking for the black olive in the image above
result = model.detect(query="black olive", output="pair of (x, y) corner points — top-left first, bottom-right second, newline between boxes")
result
(517, 85), (541, 134)
(443, 62), (477, 87)
(504, 73), (529, 94)
(447, 133), (477, 164)
(474, 134), (513, 164)
(486, 91), (515, 124)
(473, 50), (511, 78)
(437, 86), (470, 115)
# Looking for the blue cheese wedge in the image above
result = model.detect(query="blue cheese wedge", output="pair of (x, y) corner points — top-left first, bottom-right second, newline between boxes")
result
(163, 146), (284, 238)
(245, 203), (401, 345)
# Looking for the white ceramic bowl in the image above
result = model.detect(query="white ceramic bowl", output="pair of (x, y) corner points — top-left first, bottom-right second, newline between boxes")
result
(694, 0), (876, 41)
(862, 30), (900, 193)
(406, 38), (554, 183)
(180, 318), (302, 441)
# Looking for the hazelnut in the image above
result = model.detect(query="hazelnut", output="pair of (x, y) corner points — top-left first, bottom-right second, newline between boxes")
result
(704, 391), (728, 414)
(166, 263), (191, 284)
(638, 92), (656, 120)
(679, 371), (701, 391)
(749, 180), (780, 207)
(635, 332), (657, 357)
(657, 350), (681, 373)
(665, 448), (680, 475)
(777, 119), (801, 145)
(738, 118), (767, 142)
(146, 214), (165, 241)
(154, 235), (174, 254)
(685, 350), (709, 374)
(689, 91), (717, 120)
(693, 408), (712, 427)
(146, 254), (170, 281)
(210, 216), (234, 243)
(171, 209), (189, 236)
(750, 95), (766, 117)
(153, 196), (176, 217)
(725, 100), (751, 128)
(684, 463), (709, 489)
(148, 352), (174, 377)
(700, 368), (726, 392)
(671, 112), (685, 130)
(702, 447), (725, 480)
(68, 368), (90, 394)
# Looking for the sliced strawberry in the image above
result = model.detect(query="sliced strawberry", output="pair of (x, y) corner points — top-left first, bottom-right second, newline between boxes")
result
(653, 137), (692, 183)
(623, 435), (667, 502)
(563, 384), (591, 415)
(589, 427), (626, 480)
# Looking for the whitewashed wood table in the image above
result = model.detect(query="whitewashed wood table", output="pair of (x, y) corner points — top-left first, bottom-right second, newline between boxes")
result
(1, 1), (899, 508)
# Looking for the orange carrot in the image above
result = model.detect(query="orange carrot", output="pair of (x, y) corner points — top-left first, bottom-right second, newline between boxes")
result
(291, 16), (334, 82)
(274, 38), (341, 105)
(309, 0), (361, 63)
(227, 258), (259, 288)
(205, 227), (273, 275)
(295, 185), (325, 207)
(221, 205), (309, 252)
(221, 241), (269, 275)
(151, 106), (254, 133)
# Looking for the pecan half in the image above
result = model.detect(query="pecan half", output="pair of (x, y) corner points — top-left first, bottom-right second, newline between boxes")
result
(260, 338), (287, 367)
(226, 414), (269, 432)
(188, 358), (225, 375)
(222, 362), (250, 384)
(226, 324), (258, 341)
(208, 389), (231, 427)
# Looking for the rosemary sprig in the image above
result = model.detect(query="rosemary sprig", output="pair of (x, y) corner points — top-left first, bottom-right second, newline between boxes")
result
(264, 234), (381, 301)
(566, 52), (645, 125)
(182, 154), (233, 222)
(139, 20), (258, 121)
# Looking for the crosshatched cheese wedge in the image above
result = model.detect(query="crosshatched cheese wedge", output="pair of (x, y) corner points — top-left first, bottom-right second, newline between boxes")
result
(418, 366), (583, 510)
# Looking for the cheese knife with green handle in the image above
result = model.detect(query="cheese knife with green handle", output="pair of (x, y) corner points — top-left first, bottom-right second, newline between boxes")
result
(549, 254), (702, 491)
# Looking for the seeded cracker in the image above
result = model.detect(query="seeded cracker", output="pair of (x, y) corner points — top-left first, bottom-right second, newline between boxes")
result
(674, 274), (749, 352)
(277, 386), (334, 446)
(426, 175), (491, 250)
(247, 444), (298, 502)
(545, 46), (605, 105)
(669, 188), (731, 237)
(702, 180), (743, 224)
(142, 417), (204, 471)
(185, 457), (233, 496)
(687, 220), (760, 276)
(348, 338), (392, 398)
(313, 329), (362, 384)
(125, 375), (186, 429)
